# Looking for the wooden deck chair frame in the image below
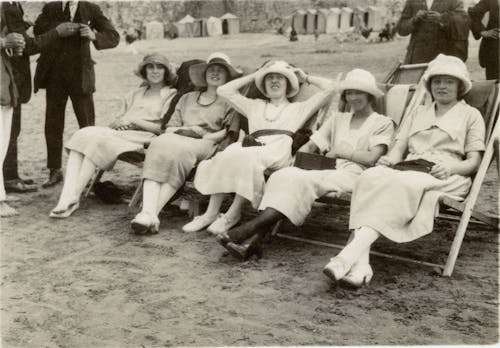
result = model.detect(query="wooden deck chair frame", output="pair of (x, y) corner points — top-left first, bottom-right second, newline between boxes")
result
(271, 79), (500, 277)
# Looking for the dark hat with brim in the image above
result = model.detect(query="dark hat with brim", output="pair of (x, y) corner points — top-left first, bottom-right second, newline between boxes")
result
(135, 53), (177, 83)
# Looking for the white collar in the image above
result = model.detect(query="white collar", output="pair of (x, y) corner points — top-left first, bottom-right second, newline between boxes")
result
(410, 101), (464, 140)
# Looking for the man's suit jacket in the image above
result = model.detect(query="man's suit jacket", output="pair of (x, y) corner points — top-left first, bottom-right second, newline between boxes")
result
(397, 0), (470, 64)
(33, 1), (119, 94)
(468, 0), (499, 69)
(3, 2), (60, 103)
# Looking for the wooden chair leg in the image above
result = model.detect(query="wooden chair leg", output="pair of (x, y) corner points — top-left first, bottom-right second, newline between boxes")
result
(271, 219), (283, 236)
(189, 197), (200, 218)
(128, 181), (143, 210)
(83, 170), (104, 199)
(443, 126), (496, 276)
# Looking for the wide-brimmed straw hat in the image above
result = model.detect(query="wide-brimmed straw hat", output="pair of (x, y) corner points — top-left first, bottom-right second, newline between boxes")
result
(423, 54), (472, 96)
(338, 68), (384, 98)
(254, 60), (300, 98)
(134, 53), (176, 84)
(189, 52), (242, 88)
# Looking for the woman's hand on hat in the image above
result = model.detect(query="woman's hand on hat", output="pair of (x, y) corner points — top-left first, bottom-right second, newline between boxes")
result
(294, 68), (308, 84)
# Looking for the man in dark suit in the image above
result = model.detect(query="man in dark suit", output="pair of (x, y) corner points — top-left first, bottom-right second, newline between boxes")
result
(396, 0), (470, 64)
(2, 2), (54, 193)
(469, 0), (499, 80)
(34, 1), (119, 187)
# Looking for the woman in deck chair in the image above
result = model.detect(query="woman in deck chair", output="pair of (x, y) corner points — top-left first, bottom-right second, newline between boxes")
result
(182, 60), (335, 234)
(130, 52), (242, 234)
(49, 53), (177, 218)
(216, 69), (394, 260)
(323, 54), (485, 287)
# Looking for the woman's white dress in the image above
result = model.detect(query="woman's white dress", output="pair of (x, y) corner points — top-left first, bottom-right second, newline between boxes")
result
(142, 91), (228, 189)
(259, 111), (394, 225)
(349, 100), (486, 243)
(65, 86), (176, 170)
(194, 85), (333, 208)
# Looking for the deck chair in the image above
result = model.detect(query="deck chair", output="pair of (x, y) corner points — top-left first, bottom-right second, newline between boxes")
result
(383, 61), (428, 85)
(272, 80), (499, 277)
(82, 59), (205, 204)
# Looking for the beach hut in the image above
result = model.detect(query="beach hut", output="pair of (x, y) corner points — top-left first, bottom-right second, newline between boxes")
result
(206, 16), (222, 36)
(326, 8), (341, 33)
(220, 13), (240, 35)
(316, 9), (329, 33)
(292, 9), (306, 34)
(193, 18), (208, 37)
(175, 14), (195, 38)
(305, 9), (317, 34)
(340, 7), (353, 31)
(354, 6), (368, 27)
(367, 6), (383, 31)
(145, 20), (164, 40)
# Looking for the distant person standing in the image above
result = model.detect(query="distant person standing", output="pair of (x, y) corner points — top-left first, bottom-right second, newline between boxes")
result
(468, 0), (499, 80)
(396, 0), (469, 64)
(34, 1), (119, 188)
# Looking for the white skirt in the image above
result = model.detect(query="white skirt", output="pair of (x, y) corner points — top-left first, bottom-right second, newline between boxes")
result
(65, 126), (156, 170)
(194, 137), (294, 208)
(349, 166), (472, 243)
(259, 167), (359, 225)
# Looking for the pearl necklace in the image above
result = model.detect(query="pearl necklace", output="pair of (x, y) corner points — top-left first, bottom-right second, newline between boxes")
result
(263, 101), (288, 123)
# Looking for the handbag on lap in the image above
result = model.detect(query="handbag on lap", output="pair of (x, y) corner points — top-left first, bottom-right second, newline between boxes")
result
(392, 159), (435, 173)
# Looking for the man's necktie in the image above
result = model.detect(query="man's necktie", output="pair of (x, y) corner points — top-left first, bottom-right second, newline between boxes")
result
(63, 1), (71, 21)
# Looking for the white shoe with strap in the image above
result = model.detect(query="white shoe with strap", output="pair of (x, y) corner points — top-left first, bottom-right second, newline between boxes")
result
(207, 213), (241, 235)
(182, 214), (218, 233)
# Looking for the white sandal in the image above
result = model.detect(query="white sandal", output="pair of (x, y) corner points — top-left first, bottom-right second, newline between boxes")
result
(49, 201), (80, 219)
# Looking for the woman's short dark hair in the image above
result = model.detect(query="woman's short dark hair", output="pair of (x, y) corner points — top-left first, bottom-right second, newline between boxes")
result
(427, 76), (465, 100)
(140, 63), (174, 86)
(340, 90), (377, 109)
(205, 63), (230, 82)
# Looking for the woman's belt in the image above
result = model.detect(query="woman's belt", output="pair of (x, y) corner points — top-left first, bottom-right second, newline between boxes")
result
(242, 129), (294, 147)
(251, 129), (295, 138)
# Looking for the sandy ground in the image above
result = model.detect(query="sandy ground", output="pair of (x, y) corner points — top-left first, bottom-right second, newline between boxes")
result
(1, 33), (498, 347)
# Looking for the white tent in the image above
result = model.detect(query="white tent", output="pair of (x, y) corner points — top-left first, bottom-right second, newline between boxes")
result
(292, 9), (306, 34)
(326, 8), (341, 33)
(220, 13), (240, 35)
(316, 9), (330, 33)
(368, 6), (383, 31)
(206, 16), (222, 36)
(305, 9), (317, 34)
(145, 20), (164, 40)
(175, 14), (195, 38)
(340, 7), (353, 31)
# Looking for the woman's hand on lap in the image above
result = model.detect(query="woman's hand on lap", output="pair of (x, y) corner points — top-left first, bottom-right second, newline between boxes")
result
(430, 162), (454, 180)
(376, 155), (396, 167)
